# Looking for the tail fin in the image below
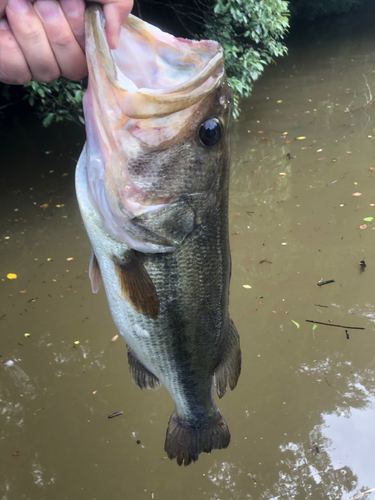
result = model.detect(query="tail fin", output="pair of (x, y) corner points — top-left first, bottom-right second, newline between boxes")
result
(164, 411), (230, 466)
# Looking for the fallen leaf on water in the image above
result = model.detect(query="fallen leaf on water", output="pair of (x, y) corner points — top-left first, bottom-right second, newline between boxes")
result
(317, 149), (323, 152)
(111, 335), (119, 342)
(296, 136), (306, 140)
(151, 491), (155, 499)
(24, 333), (30, 338)
(7, 273), (17, 280)
(309, 442), (319, 455)
(40, 203), (49, 210)
(360, 224), (367, 229)
(66, 257), (74, 261)
(19, 290), (26, 293)
(331, 158), (337, 162)
(67, 286), (73, 291)
(364, 217), (374, 222)
(370, 167), (374, 171)
(247, 472), (257, 483)
(283, 132), (288, 135)
(47, 258), (52, 261)
(92, 391), (97, 394)
(62, 173), (68, 177)
(242, 285), (252, 289)
(312, 324), (318, 331)
(291, 320), (300, 329)
(257, 354), (261, 357)
(261, 137), (270, 141)
(56, 204), (65, 208)
(352, 192), (362, 196)
(74, 340), (80, 345)
(277, 100), (283, 103)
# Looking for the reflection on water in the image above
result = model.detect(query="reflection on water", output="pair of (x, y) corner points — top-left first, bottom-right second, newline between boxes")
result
(2, 4), (375, 500)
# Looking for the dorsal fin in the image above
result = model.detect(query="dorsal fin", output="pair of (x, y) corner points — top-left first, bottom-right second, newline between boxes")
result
(113, 251), (159, 319)
(89, 249), (103, 293)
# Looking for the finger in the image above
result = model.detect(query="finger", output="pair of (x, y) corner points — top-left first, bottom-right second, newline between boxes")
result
(34, 0), (87, 80)
(103, 0), (133, 49)
(0, 0), (6, 17)
(60, 0), (85, 50)
(6, 0), (60, 82)
(86, 0), (134, 49)
(0, 16), (32, 84)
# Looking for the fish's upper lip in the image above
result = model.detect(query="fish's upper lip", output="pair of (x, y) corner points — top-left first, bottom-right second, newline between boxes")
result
(85, 5), (225, 118)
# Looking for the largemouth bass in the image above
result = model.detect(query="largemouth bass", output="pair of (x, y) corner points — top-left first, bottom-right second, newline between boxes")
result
(76, 4), (241, 466)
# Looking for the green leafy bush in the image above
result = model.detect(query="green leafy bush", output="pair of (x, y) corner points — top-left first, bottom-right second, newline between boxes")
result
(23, 78), (86, 127)
(204, 0), (289, 117)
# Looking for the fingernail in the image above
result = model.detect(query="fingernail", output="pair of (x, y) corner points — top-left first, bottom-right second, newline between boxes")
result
(7, 0), (30, 14)
(35, 0), (60, 21)
(62, 0), (80, 18)
(0, 18), (10, 30)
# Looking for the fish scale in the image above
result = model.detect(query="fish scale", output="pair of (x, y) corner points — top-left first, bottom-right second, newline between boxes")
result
(76, 4), (241, 466)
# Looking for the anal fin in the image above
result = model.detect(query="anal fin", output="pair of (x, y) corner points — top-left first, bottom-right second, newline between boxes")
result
(89, 249), (103, 293)
(214, 318), (241, 398)
(113, 250), (159, 319)
(127, 347), (162, 391)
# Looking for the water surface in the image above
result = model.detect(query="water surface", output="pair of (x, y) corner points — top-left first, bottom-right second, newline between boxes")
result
(1, 7), (375, 500)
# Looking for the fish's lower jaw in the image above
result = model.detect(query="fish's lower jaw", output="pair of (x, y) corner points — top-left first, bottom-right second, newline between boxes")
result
(164, 410), (230, 466)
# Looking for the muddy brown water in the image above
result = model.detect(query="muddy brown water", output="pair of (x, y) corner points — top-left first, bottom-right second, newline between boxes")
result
(2, 8), (375, 500)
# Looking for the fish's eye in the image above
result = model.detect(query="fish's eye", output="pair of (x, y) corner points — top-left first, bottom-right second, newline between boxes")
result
(198, 118), (222, 147)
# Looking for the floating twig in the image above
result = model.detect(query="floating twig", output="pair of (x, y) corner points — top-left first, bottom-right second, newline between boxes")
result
(327, 179), (338, 186)
(306, 320), (365, 330)
(315, 304), (329, 308)
(324, 374), (331, 387)
(317, 280), (335, 286)
(350, 487), (375, 500)
(108, 411), (123, 419)
(360, 258), (366, 272)
(346, 329), (350, 340)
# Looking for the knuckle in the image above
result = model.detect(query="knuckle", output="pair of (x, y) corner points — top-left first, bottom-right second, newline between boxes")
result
(39, 70), (60, 83)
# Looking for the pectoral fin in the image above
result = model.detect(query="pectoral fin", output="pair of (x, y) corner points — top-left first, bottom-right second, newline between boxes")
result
(214, 318), (241, 398)
(113, 250), (159, 318)
(89, 249), (103, 293)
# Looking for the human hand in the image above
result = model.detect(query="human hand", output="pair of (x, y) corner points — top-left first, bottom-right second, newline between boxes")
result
(0, 0), (133, 85)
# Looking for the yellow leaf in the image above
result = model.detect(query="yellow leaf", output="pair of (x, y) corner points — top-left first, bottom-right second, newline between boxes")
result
(66, 257), (74, 261)
(283, 132), (288, 135)
(242, 285), (252, 289)
(7, 273), (17, 280)
(74, 340), (80, 345)
(297, 136), (306, 140)
(277, 100), (283, 103)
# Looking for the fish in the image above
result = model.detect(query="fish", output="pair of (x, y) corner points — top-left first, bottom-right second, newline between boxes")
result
(75, 4), (241, 466)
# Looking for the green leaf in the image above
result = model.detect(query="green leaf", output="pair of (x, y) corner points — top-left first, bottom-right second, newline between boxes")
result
(312, 324), (318, 331)
(42, 113), (55, 127)
(291, 320), (300, 329)
(24, 333), (31, 338)
(363, 217), (374, 222)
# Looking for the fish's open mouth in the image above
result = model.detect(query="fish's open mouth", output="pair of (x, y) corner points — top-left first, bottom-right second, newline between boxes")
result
(85, 6), (225, 118)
